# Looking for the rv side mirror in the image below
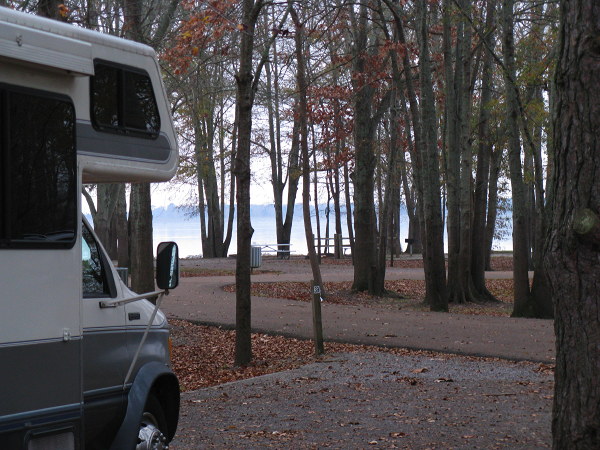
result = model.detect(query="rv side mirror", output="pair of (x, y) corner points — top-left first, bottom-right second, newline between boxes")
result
(156, 242), (179, 290)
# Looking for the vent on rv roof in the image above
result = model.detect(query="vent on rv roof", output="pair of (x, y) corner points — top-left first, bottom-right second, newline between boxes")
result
(0, 21), (93, 75)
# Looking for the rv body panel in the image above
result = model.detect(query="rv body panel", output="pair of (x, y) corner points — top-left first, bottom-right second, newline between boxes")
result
(0, 249), (81, 343)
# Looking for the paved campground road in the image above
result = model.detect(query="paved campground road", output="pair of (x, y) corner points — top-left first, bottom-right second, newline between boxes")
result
(163, 257), (554, 363)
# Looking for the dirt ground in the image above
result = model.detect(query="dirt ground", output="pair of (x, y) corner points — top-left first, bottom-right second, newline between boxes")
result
(171, 351), (553, 449)
(169, 254), (554, 449)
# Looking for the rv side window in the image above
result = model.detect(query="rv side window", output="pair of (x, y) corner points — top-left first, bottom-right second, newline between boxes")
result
(82, 224), (111, 297)
(0, 85), (77, 249)
(91, 62), (160, 138)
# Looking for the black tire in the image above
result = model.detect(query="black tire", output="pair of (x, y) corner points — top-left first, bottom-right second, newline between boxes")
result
(137, 394), (169, 450)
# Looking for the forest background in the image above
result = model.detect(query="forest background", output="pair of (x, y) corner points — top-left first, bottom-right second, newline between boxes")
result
(9, 0), (555, 315)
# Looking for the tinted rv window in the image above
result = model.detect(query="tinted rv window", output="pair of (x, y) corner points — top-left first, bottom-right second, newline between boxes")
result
(91, 62), (160, 138)
(91, 64), (119, 127)
(0, 86), (77, 249)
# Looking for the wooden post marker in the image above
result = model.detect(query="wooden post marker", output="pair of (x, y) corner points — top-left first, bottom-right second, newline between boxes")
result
(311, 280), (325, 355)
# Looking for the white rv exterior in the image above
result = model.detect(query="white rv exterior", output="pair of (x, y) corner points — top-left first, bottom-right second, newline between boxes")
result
(0, 7), (180, 450)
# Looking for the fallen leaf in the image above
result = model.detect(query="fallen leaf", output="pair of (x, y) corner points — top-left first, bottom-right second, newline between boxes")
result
(390, 432), (407, 437)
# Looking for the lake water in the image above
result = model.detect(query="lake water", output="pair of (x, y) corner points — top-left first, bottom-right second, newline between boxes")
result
(152, 208), (512, 258)
(153, 214), (352, 257)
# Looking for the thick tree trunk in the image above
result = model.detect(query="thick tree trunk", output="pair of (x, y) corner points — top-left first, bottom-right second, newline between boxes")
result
(456, 1), (481, 303)
(472, 0), (496, 297)
(525, 2), (553, 319)
(545, 1), (600, 446)
(443, 0), (462, 302)
(124, 0), (154, 294)
(416, 0), (448, 311)
(128, 183), (154, 295)
(502, 0), (532, 317)
(233, 0), (264, 366)
(116, 185), (129, 268)
(350, 1), (385, 293)
(95, 184), (120, 253)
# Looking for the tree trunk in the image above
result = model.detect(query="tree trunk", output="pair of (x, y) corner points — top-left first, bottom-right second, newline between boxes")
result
(525, 1), (553, 319)
(233, 0), (264, 367)
(312, 134), (322, 263)
(231, 0), (286, 365)
(95, 184), (120, 253)
(373, 104), (400, 295)
(502, 0), (532, 317)
(290, 2), (324, 294)
(124, 0), (154, 293)
(116, 185), (129, 268)
(416, 0), (448, 311)
(343, 163), (355, 260)
(485, 145), (502, 270)
(443, 0), (462, 302)
(194, 113), (225, 258)
(472, 0), (496, 297)
(350, 1), (391, 293)
(128, 183), (154, 294)
(545, 1), (600, 446)
(387, 2), (423, 256)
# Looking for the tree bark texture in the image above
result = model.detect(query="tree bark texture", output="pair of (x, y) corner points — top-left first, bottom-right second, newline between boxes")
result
(471, 0), (496, 298)
(502, 0), (532, 317)
(388, 2), (423, 256)
(94, 183), (121, 255)
(443, 0), (462, 302)
(416, 0), (448, 311)
(350, 1), (380, 293)
(128, 183), (154, 294)
(233, 0), (265, 366)
(485, 145), (502, 270)
(124, 0), (154, 294)
(194, 114), (226, 258)
(545, 1), (600, 447)
(289, 3), (324, 295)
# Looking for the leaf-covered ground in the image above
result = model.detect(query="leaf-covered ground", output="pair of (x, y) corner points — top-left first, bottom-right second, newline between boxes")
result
(173, 254), (524, 393)
(222, 279), (515, 317)
(170, 319), (382, 391)
(169, 319), (553, 393)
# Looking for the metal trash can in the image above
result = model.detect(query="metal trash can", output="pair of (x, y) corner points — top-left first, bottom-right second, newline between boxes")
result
(250, 246), (262, 268)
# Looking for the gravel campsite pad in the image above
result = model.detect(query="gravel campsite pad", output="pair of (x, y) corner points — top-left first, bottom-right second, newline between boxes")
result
(171, 351), (553, 449)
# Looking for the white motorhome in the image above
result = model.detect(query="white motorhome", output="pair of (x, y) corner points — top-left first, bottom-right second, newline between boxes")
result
(0, 8), (180, 450)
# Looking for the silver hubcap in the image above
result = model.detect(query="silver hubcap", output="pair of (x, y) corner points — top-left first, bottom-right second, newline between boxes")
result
(136, 412), (168, 450)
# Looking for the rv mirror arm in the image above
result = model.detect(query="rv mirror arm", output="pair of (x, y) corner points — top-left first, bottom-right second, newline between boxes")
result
(99, 289), (167, 308)
(123, 292), (165, 388)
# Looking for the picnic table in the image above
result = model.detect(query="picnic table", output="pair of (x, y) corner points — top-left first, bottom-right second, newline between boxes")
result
(254, 243), (294, 259)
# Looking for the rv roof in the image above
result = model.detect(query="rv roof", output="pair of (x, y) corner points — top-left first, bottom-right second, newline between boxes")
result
(0, 6), (155, 58)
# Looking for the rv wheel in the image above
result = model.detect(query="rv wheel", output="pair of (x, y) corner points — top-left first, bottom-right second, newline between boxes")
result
(137, 394), (169, 450)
